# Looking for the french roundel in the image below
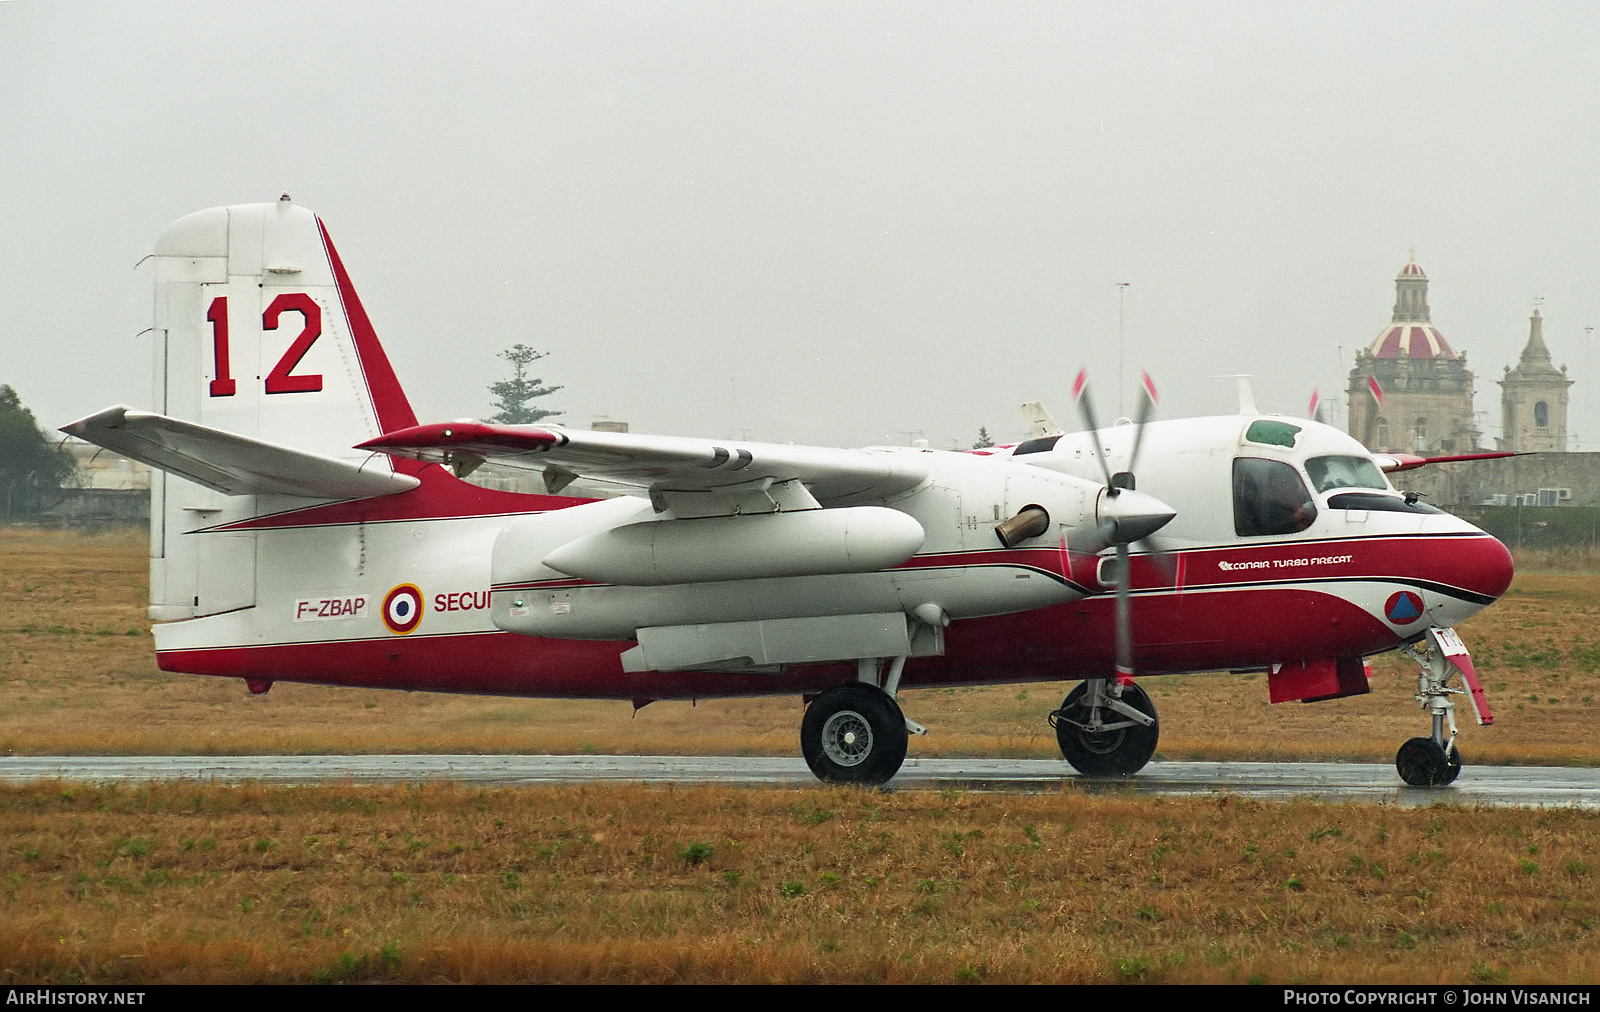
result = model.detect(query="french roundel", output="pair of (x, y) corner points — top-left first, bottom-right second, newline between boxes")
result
(382, 584), (424, 635)
(1384, 590), (1425, 625)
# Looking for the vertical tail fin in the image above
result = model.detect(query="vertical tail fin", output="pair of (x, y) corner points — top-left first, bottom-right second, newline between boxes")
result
(152, 194), (417, 452)
(139, 197), (418, 619)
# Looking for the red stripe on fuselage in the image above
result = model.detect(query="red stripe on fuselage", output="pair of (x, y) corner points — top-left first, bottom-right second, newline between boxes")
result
(1130, 532), (1510, 602)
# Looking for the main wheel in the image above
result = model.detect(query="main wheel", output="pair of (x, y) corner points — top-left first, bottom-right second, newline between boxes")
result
(801, 684), (909, 786)
(1052, 680), (1159, 777)
(1396, 737), (1460, 787)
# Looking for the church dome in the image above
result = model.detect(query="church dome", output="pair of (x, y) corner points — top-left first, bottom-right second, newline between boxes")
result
(1364, 258), (1458, 360)
(1367, 322), (1458, 360)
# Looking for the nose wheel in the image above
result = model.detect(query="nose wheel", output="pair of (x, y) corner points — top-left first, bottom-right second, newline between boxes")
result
(1049, 679), (1159, 776)
(1396, 737), (1463, 787)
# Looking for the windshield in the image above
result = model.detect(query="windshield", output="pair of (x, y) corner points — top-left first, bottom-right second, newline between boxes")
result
(1305, 455), (1388, 493)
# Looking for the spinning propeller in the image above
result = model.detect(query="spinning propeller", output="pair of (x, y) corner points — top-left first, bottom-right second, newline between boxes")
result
(1072, 369), (1176, 683)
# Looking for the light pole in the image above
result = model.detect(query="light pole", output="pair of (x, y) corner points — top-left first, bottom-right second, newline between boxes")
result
(1117, 282), (1130, 417)
(1584, 325), (1594, 451)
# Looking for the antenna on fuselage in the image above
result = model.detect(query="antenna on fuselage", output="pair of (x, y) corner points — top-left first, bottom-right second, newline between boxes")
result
(1213, 375), (1259, 416)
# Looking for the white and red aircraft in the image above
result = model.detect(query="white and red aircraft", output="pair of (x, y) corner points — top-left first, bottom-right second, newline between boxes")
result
(66, 198), (1515, 788)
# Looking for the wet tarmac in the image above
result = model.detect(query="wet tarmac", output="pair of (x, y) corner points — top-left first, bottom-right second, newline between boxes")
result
(2, 755), (1596, 807)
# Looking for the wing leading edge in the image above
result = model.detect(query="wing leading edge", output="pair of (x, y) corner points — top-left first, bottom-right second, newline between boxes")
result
(359, 422), (930, 513)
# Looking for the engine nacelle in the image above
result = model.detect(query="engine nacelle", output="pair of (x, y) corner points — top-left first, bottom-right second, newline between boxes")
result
(541, 506), (925, 586)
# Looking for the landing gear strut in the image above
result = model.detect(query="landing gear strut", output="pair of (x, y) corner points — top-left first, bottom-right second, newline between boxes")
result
(1049, 678), (1159, 776)
(1395, 627), (1490, 787)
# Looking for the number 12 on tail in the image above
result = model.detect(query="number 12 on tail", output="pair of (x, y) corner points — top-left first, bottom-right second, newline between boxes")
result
(206, 294), (324, 397)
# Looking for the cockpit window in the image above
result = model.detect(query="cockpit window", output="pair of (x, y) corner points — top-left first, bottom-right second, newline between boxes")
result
(1244, 419), (1302, 449)
(1305, 455), (1389, 493)
(1234, 457), (1317, 537)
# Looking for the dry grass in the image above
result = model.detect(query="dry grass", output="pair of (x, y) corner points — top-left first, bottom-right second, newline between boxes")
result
(2, 526), (1598, 765)
(2, 781), (1596, 984)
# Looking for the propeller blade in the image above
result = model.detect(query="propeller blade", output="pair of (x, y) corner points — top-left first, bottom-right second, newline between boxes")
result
(1126, 371), (1159, 475)
(1114, 541), (1135, 684)
(1133, 536), (1179, 584)
(1072, 368), (1116, 488)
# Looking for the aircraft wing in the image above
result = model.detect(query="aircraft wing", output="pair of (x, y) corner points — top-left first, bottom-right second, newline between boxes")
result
(1375, 450), (1523, 474)
(62, 405), (420, 499)
(359, 422), (930, 515)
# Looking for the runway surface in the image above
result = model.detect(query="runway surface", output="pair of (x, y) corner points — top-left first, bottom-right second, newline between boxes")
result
(2, 755), (1596, 807)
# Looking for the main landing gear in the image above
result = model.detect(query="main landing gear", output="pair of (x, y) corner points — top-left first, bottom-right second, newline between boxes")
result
(1049, 678), (1160, 776)
(800, 657), (924, 786)
(1394, 627), (1490, 787)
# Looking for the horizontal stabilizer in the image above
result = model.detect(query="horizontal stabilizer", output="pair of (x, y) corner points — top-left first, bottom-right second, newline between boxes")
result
(63, 405), (419, 499)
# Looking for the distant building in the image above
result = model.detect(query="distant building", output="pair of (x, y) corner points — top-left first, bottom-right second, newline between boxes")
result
(47, 438), (151, 526)
(1340, 258), (1600, 510)
(60, 437), (152, 490)
(1346, 259), (1482, 453)
(1498, 309), (1572, 452)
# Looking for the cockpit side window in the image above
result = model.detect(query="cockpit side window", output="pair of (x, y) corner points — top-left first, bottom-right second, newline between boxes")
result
(1233, 457), (1317, 537)
(1305, 455), (1389, 493)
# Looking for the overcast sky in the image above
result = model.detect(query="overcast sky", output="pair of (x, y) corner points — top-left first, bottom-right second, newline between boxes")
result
(4, 1), (1598, 450)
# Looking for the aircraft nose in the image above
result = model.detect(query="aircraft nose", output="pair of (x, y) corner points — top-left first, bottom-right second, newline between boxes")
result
(1465, 538), (1504, 602)
(1440, 533), (1515, 604)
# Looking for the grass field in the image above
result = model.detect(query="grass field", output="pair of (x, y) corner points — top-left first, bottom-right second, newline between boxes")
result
(3, 527), (1599, 984)
(4, 781), (1598, 984)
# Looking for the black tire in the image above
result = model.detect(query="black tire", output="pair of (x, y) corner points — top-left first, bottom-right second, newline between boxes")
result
(801, 684), (909, 786)
(1053, 680), (1159, 777)
(1396, 736), (1455, 787)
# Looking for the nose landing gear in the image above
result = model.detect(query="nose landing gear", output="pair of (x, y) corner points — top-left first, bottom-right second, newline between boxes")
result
(1395, 627), (1492, 787)
(1049, 678), (1159, 776)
